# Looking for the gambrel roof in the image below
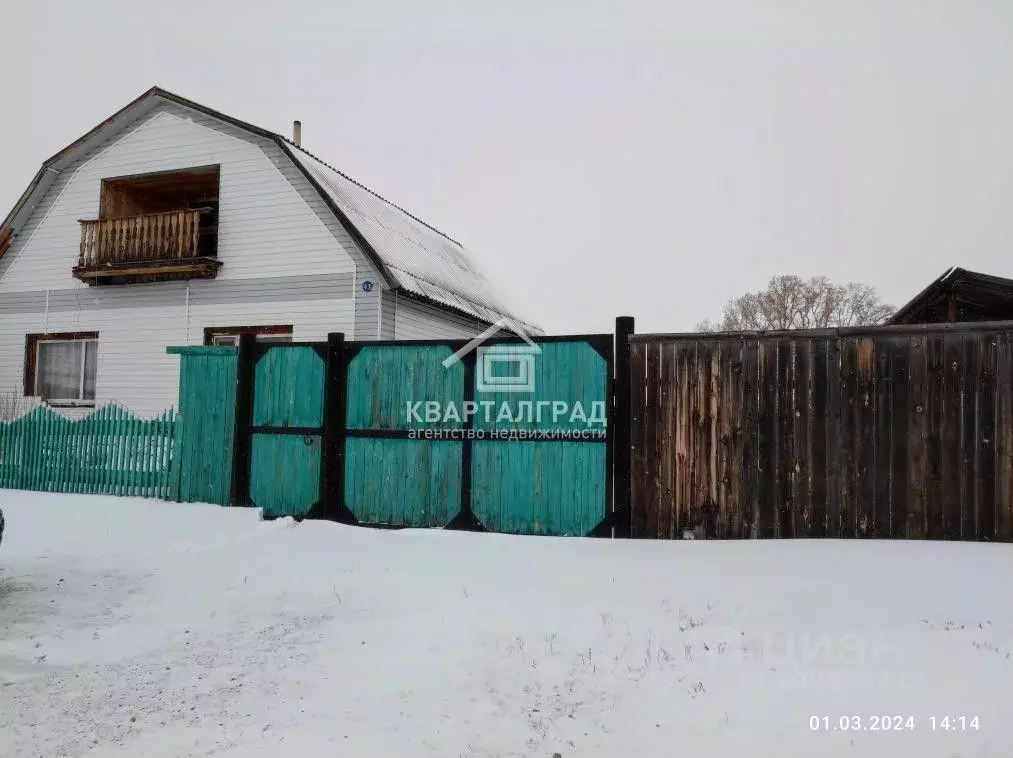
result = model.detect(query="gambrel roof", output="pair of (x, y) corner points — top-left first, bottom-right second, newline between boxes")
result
(0, 87), (538, 333)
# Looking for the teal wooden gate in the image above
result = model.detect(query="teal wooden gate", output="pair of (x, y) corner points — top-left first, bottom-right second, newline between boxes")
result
(225, 333), (614, 533)
(343, 343), (467, 528)
(168, 346), (238, 505)
(339, 336), (613, 536)
(246, 343), (327, 519)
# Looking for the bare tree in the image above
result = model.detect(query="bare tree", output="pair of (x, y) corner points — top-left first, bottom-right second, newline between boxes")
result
(697, 275), (894, 332)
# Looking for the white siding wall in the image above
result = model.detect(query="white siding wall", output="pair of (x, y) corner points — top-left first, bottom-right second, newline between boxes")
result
(393, 296), (487, 340)
(0, 106), (357, 291)
(0, 279), (354, 418)
(0, 102), (362, 416)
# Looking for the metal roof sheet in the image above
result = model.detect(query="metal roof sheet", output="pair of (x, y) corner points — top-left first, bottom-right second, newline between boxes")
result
(281, 142), (540, 334)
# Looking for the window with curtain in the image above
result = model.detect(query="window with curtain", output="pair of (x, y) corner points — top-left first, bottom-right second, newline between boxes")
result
(31, 337), (98, 404)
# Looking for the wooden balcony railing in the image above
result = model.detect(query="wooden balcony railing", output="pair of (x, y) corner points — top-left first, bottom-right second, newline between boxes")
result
(79, 209), (203, 267)
(74, 208), (221, 283)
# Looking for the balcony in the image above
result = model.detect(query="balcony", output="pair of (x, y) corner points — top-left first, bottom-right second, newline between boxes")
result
(74, 208), (221, 285)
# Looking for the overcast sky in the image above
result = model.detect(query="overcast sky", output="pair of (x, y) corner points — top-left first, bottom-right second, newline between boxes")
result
(2, 1), (1012, 333)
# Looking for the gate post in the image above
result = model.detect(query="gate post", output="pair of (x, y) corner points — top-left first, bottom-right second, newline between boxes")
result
(614, 316), (635, 537)
(230, 334), (255, 506)
(323, 332), (355, 523)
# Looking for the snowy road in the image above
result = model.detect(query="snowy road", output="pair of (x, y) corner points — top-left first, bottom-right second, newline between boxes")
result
(1, 490), (1011, 757)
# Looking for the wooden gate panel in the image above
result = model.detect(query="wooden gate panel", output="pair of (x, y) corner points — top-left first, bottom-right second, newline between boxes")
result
(170, 346), (237, 505)
(344, 437), (463, 527)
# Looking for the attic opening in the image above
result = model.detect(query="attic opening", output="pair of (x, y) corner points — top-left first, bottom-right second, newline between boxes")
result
(74, 165), (222, 285)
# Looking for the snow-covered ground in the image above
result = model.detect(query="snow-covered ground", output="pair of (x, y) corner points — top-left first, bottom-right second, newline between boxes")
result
(1, 491), (1010, 757)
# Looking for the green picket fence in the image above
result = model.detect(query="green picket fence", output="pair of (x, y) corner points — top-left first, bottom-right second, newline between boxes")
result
(0, 404), (178, 499)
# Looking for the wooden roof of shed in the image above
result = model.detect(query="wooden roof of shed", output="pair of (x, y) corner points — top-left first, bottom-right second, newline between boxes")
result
(887, 267), (1013, 325)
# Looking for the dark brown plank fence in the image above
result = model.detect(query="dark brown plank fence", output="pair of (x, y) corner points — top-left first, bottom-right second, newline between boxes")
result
(629, 323), (1013, 541)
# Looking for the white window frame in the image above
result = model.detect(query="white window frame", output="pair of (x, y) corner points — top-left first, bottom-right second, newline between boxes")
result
(208, 331), (293, 346)
(35, 338), (99, 407)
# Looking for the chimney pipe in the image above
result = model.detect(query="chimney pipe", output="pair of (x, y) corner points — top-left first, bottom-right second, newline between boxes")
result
(292, 120), (302, 147)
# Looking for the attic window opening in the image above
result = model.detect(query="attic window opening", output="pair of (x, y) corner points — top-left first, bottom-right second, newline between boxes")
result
(99, 165), (220, 257)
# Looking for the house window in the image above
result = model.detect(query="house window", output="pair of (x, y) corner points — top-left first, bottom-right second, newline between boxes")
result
(204, 325), (294, 346)
(25, 333), (99, 405)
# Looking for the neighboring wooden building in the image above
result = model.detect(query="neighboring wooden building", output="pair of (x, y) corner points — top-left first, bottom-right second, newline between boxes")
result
(0, 87), (537, 417)
(888, 267), (1013, 325)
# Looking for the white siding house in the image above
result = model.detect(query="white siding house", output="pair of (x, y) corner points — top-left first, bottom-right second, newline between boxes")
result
(0, 88), (537, 418)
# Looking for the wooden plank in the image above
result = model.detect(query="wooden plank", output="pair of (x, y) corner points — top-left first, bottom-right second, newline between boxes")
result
(708, 343), (720, 515)
(960, 336), (979, 539)
(889, 338), (909, 538)
(907, 334), (928, 539)
(72, 259), (221, 280)
(772, 339), (791, 537)
(148, 411), (161, 499)
(658, 342), (677, 539)
(714, 340), (729, 537)
(810, 339), (829, 537)
(699, 341), (714, 530)
(675, 342), (691, 536)
(996, 333), (1013, 542)
(721, 340), (744, 538)
(155, 410), (166, 499)
(792, 339), (811, 538)
(741, 340), (760, 538)
(855, 338), (876, 538)
(629, 343), (648, 538)
(705, 342), (721, 539)
(682, 342), (697, 535)
(648, 340), (664, 535)
(143, 416), (155, 498)
(838, 338), (858, 538)
(940, 334), (963, 539)
(106, 405), (118, 494)
(168, 409), (179, 500)
(978, 335), (996, 540)
(687, 341), (703, 529)
(824, 338), (842, 537)
(649, 342), (668, 538)
(756, 341), (777, 538)
(872, 339), (891, 538)
(163, 410), (174, 500)
(924, 336), (945, 538)
(669, 343), (683, 537)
